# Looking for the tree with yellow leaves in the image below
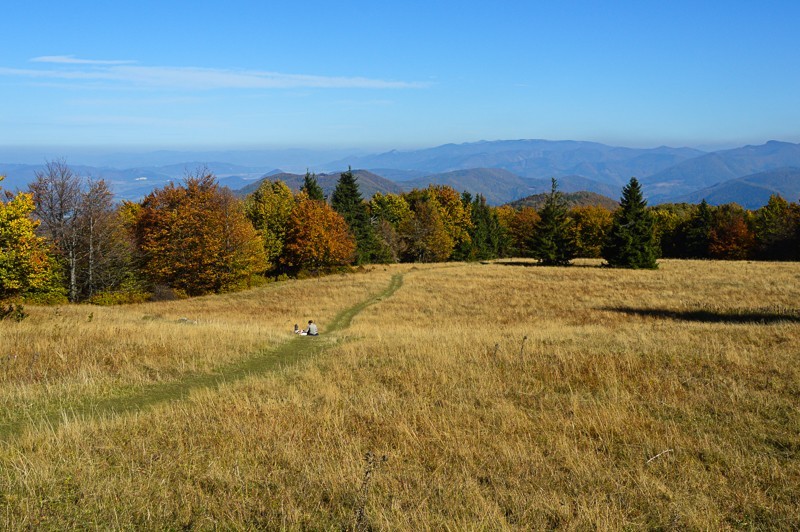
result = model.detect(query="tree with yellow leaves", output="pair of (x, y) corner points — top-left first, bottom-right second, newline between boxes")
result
(0, 177), (65, 305)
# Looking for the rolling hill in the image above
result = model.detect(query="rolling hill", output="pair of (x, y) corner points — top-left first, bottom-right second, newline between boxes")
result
(643, 140), (800, 203)
(3, 139), (799, 208)
(236, 169), (403, 199)
(505, 191), (619, 211)
(678, 167), (800, 209)
(325, 139), (704, 185)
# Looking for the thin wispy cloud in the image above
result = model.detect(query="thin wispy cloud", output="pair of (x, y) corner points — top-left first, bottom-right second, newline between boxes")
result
(1, 57), (428, 90)
(31, 55), (138, 65)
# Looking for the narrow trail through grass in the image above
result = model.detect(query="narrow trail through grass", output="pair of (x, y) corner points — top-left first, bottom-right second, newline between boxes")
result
(1, 273), (404, 441)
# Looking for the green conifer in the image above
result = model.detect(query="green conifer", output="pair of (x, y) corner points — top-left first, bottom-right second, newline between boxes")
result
(300, 170), (325, 202)
(529, 178), (576, 266)
(602, 177), (658, 269)
(331, 167), (389, 264)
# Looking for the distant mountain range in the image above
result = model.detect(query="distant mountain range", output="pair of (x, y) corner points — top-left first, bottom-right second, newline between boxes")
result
(0, 161), (267, 200)
(676, 167), (800, 209)
(326, 139), (704, 186)
(643, 140), (800, 203)
(2, 139), (799, 207)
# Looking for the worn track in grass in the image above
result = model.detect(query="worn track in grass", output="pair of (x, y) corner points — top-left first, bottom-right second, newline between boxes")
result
(0, 273), (404, 441)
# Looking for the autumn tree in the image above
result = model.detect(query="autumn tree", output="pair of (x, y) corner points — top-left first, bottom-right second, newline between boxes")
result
(29, 159), (83, 301)
(29, 161), (134, 301)
(135, 170), (267, 295)
(649, 203), (691, 258)
(75, 179), (138, 300)
(0, 177), (64, 304)
(427, 185), (472, 254)
(244, 179), (295, 271)
(399, 195), (454, 263)
(751, 195), (796, 260)
(454, 193), (508, 260)
(281, 193), (356, 271)
(369, 192), (412, 262)
(708, 204), (754, 260)
(529, 178), (576, 266)
(503, 207), (540, 257)
(602, 177), (658, 269)
(569, 205), (613, 258)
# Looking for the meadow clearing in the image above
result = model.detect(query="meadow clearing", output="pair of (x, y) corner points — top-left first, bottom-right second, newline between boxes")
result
(1, 259), (798, 529)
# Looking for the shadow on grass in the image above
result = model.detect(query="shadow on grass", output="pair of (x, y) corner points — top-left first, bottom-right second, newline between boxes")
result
(492, 260), (539, 267)
(603, 306), (800, 324)
(492, 260), (598, 268)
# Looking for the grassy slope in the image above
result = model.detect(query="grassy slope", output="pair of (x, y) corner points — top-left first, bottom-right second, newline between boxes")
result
(1, 260), (798, 529)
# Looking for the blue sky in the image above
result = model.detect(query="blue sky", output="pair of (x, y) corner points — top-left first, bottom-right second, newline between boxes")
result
(2, 1), (799, 151)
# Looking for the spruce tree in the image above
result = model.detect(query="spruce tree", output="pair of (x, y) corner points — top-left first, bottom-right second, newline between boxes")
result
(684, 199), (713, 258)
(331, 167), (388, 264)
(529, 178), (576, 266)
(300, 170), (325, 202)
(462, 193), (506, 260)
(602, 177), (658, 269)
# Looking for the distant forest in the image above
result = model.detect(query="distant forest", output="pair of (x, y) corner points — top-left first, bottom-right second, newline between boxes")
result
(2, 162), (799, 308)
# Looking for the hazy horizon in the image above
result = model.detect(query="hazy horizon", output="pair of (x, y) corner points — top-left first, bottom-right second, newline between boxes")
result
(0, 137), (785, 168)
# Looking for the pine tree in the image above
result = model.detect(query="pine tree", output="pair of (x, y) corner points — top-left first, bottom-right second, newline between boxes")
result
(684, 199), (713, 258)
(300, 171), (325, 202)
(331, 167), (388, 264)
(456, 193), (507, 260)
(529, 178), (576, 266)
(602, 177), (658, 269)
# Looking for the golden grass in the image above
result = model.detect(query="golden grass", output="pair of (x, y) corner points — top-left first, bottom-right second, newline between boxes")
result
(1, 259), (798, 529)
(0, 268), (401, 427)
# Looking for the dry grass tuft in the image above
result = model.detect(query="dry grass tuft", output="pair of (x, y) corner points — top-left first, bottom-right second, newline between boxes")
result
(1, 259), (798, 529)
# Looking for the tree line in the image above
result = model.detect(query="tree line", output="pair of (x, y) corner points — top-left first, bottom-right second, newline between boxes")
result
(2, 161), (800, 308)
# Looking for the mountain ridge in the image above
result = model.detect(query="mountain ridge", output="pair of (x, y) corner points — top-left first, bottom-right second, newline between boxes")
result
(3, 139), (800, 208)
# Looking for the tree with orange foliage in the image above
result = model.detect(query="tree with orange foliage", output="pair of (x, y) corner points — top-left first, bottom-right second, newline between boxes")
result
(506, 207), (540, 257)
(281, 193), (356, 272)
(708, 204), (755, 260)
(135, 170), (267, 296)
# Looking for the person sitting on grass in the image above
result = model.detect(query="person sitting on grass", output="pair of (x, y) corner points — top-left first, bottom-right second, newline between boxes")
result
(304, 320), (318, 336)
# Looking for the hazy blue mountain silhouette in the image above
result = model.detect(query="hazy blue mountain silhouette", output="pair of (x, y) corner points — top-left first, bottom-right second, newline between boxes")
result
(325, 139), (704, 185)
(677, 167), (800, 209)
(644, 140), (800, 203)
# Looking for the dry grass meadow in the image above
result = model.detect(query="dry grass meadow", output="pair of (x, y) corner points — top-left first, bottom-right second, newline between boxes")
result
(1, 259), (798, 529)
